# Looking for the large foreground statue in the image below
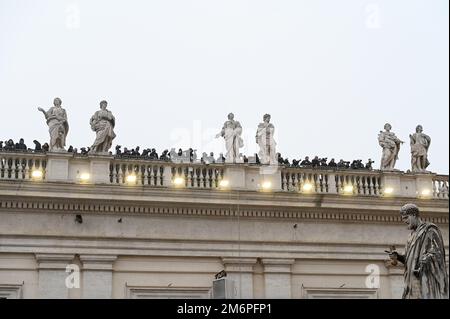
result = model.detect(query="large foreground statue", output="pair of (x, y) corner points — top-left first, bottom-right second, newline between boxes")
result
(388, 204), (448, 299)
(89, 100), (116, 154)
(410, 125), (431, 172)
(215, 113), (244, 163)
(378, 123), (403, 170)
(256, 114), (277, 165)
(38, 97), (69, 151)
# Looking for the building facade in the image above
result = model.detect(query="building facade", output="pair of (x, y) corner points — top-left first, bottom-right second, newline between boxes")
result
(0, 151), (448, 298)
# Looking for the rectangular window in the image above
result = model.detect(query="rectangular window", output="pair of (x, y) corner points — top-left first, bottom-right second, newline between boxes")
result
(0, 284), (23, 299)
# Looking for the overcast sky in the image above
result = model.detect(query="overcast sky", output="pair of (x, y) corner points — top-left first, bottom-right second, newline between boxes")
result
(0, 0), (448, 173)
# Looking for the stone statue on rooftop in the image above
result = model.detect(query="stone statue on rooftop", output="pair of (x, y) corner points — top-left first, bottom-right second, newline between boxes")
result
(387, 204), (448, 299)
(89, 100), (116, 154)
(410, 125), (431, 173)
(215, 113), (244, 163)
(378, 123), (403, 170)
(256, 114), (277, 165)
(38, 97), (69, 152)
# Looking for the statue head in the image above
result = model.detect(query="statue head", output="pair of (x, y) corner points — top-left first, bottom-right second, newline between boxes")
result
(53, 97), (62, 107)
(228, 113), (235, 120)
(416, 125), (423, 133)
(400, 203), (421, 230)
(384, 123), (392, 131)
(100, 100), (108, 110)
(263, 114), (271, 123)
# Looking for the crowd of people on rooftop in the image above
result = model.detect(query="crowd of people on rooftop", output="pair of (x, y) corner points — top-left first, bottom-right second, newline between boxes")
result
(0, 138), (375, 170)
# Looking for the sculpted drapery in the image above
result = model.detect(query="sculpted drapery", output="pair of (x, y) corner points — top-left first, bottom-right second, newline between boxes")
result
(378, 123), (403, 170)
(216, 113), (244, 163)
(90, 100), (116, 154)
(402, 222), (448, 299)
(389, 204), (448, 299)
(38, 97), (69, 151)
(256, 114), (277, 165)
(410, 125), (431, 172)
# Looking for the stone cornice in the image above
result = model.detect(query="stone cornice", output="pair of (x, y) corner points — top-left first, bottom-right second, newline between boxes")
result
(0, 196), (447, 225)
(1, 180), (447, 209)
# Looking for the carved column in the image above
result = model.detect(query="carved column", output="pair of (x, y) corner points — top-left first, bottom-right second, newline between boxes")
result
(80, 255), (117, 299)
(221, 257), (257, 298)
(36, 254), (75, 299)
(261, 258), (295, 298)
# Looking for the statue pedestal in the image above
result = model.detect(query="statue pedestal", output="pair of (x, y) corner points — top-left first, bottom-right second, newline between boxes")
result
(46, 152), (72, 182)
(258, 165), (282, 191)
(227, 165), (281, 192)
(415, 173), (435, 198)
(225, 166), (247, 190)
(47, 152), (113, 184)
(381, 171), (403, 196)
(88, 154), (113, 184)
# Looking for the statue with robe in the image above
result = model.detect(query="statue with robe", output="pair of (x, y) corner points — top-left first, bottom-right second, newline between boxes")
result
(256, 114), (277, 165)
(89, 100), (116, 154)
(215, 113), (244, 163)
(388, 203), (448, 299)
(37, 97), (69, 152)
(378, 123), (403, 170)
(410, 125), (431, 172)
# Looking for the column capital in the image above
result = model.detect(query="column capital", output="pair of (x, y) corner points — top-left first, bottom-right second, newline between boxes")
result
(35, 254), (75, 270)
(79, 255), (117, 271)
(221, 257), (257, 273)
(261, 258), (295, 274)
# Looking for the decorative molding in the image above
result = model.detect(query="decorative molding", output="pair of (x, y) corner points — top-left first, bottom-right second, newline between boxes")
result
(261, 258), (295, 274)
(0, 200), (449, 224)
(0, 198), (447, 224)
(222, 257), (257, 273)
(124, 285), (211, 299)
(35, 253), (75, 270)
(0, 284), (23, 299)
(301, 287), (378, 299)
(79, 255), (117, 271)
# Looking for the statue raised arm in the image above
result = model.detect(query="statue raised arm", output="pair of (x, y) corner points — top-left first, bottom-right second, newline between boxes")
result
(37, 97), (69, 152)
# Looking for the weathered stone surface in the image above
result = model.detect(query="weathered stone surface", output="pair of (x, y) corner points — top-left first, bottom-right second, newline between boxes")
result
(215, 113), (244, 164)
(378, 123), (403, 170)
(410, 125), (431, 173)
(89, 100), (116, 154)
(37, 97), (69, 152)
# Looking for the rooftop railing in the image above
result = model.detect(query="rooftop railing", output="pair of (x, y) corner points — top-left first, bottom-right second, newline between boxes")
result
(0, 150), (448, 200)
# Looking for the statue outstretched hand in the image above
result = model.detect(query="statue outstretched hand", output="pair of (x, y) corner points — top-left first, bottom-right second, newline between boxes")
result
(385, 246), (401, 266)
